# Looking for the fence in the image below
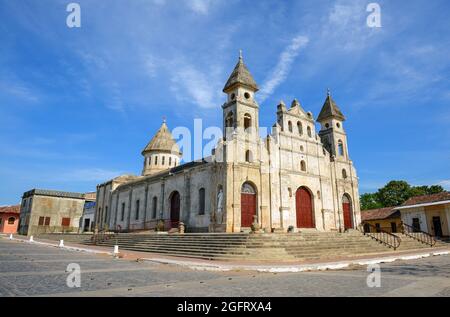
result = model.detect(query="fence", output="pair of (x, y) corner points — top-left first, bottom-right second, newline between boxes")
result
(122, 219), (180, 232)
(30, 225), (79, 235)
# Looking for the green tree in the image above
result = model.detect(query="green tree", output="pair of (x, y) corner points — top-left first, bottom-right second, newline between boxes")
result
(427, 185), (444, 195)
(360, 193), (383, 210)
(360, 181), (445, 209)
(408, 186), (428, 198)
(408, 185), (444, 198)
(377, 180), (412, 207)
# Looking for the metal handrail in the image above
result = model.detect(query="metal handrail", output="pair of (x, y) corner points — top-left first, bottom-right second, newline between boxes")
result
(359, 222), (401, 250)
(401, 221), (436, 247)
(91, 230), (116, 245)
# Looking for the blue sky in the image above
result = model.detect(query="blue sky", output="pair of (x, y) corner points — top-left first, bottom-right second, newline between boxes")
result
(0, 0), (449, 205)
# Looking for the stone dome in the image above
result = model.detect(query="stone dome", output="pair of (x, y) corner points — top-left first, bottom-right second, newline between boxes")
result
(142, 121), (182, 156)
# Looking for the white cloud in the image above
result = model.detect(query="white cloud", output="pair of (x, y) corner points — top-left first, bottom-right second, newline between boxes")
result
(169, 63), (221, 109)
(186, 0), (215, 15)
(322, 0), (379, 51)
(438, 180), (450, 189)
(144, 55), (158, 78)
(258, 35), (309, 102)
(57, 168), (124, 183)
(151, 0), (217, 15)
(152, 0), (166, 5)
(0, 79), (39, 103)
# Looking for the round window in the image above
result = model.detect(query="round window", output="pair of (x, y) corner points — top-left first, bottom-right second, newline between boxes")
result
(231, 93), (236, 100)
(325, 123), (330, 128)
(244, 92), (251, 99)
(336, 123), (341, 128)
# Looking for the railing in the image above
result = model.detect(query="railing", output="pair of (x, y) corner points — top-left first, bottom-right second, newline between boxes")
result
(359, 223), (401, 250)
(31, 225), (79, 235)
(122, 219), (180, 232)
(401, 221), (436, 247)
(91, 230), (117, 245)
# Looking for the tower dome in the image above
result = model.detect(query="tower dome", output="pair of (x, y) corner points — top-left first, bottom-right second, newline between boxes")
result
(142, 120), (182, 176)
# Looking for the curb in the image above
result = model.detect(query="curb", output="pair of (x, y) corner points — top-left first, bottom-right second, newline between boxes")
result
(3, 235), (449, 273)
(3, 236), (113, 256)
(140, 250), (450, 273)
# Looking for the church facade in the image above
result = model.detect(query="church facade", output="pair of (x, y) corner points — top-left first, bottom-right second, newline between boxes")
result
(94, 54), (361, 233)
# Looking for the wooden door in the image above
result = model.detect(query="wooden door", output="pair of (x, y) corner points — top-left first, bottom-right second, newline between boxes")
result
(170, 192), (180, 228)
(343, 202), (353, 229)
(296, 187), (314, 228)
(433, 217), (443, 237)
(241, 193), (256, 227)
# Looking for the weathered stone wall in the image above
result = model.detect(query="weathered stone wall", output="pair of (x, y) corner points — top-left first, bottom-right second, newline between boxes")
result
(25, 195), (84, 235)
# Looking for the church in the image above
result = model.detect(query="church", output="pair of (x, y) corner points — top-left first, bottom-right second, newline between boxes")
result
(94, 54), (361, 233)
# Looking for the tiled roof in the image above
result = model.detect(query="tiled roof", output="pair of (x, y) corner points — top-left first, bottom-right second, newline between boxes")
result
(0, 205), (21, 214)
(142, 121), (181, 155)
(22, 189), (85, 199)
(401, 191), (450, 207)
(317, 94), (345, 122)
(223, 55), (259, 92)
(361, 207), (400, 221)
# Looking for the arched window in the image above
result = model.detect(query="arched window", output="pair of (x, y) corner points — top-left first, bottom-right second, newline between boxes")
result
(152, 197), (158, 219)
(244, 113), (252, 130)
(121, 203), (125, 221)
(241, 182), (256, 194)
(300, 160), (307, 172)
(297, 122), (303, 135)
(104, 206), (108, 224)
(338, 140), (344, 156)
(225, 111), (234, 128)
(135, 200), (140, 220)
(245, 150), (253, 163)
(169, 157), (172, 166)
(342, 169), (348, 179)
(199, 188), (206, 215)
(7, 217), (15, 225)
(155, 156), (158, 165)
(288, 121), (293, 132)
(307, 126), (312, 137)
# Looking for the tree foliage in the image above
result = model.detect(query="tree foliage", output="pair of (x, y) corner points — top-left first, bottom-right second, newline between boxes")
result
(360, 181), (445, 210)
(360, 193), (383, 211)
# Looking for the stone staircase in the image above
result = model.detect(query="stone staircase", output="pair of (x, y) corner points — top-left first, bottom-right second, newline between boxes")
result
(36, 231), (448, 262)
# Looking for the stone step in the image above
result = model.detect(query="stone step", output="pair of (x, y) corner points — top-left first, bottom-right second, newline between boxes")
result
(37, 231), (445, 262)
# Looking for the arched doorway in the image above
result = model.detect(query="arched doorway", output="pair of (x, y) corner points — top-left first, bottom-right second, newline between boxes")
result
(342, 194), (353, 230)
(241, 183), (257, 227)
(170, 191), (180, 228)
(296, 187), (315, 228)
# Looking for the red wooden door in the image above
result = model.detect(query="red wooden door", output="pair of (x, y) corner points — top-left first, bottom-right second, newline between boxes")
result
(296, 187), (314, 228)
(170, 192), (180, 228)
(343, 202), (353, 229)
(241, 193), (256, 227)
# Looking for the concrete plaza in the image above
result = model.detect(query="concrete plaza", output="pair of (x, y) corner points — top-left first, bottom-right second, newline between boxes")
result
(0, 238), (449, 297)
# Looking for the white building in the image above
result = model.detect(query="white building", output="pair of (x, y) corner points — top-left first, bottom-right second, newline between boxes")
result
(95, 54), (361, 233)
(398, 192), (450, 237)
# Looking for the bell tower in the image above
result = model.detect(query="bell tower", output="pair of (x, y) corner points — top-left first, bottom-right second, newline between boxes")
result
(222, 51), (260, 140)
(317, 90), (349, 161)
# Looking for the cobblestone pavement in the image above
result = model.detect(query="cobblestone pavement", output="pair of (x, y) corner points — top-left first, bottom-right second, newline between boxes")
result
(0, 239), (449, 297)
